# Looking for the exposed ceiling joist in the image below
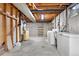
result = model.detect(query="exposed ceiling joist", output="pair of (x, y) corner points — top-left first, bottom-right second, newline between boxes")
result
(28, 3), (70, 6)
(27, 3), (70, 23)
(29, 7), (65, 10)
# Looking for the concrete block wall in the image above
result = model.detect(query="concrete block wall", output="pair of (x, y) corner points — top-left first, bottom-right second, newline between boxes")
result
(60, 10), (66, 31)
(56, 15), (59, 30)
(52, 10), (66, 31)
(52, 4), (79, 34)
(26, 23), (52, 37)
(68, 14), (79, 34)
(65, 6), (79, 34)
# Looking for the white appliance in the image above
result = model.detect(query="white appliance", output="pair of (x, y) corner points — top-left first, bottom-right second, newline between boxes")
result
(57, 32), (79, 56)
(47, 29), (58, 45)
(47, 31), (55, 45)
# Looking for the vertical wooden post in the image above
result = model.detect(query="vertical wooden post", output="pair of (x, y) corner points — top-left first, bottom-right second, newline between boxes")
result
(2, 4), (8, 51)
(19, 13), (21, 42)
(15, 9), (18, 42)
(16, 11), (20, 42)
(10, 4), (14, 48)
(17, 11), (20, 41)
(16, 20), (18, 42)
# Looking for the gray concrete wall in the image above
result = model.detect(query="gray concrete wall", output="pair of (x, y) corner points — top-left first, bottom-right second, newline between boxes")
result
(52, 10), (66, 31)
(52, 4), (79, 34)
(68, 14), (79, 34)
(26, 23), (52, 37)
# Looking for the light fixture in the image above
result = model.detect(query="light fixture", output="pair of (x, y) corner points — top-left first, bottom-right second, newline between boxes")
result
(41, 14), (44, 21)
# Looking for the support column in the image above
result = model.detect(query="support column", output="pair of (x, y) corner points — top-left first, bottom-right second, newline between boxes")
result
(10, 5), (14, 48)
(2, 4), (8, 51)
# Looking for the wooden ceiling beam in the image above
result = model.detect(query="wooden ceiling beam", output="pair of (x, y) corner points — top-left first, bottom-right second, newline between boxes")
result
(28, 6), (66, 10)
(26, 3), (70, 23)
(33, 5), (67, 7)
(27, 3), (70, 7)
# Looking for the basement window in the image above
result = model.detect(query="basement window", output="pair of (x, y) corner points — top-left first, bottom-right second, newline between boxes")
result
(70, 4), (79, 18)
(72, 4), (79, 10)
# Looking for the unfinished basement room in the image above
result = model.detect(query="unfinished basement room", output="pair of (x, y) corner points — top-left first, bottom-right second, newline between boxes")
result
(0, 3), (79, 56)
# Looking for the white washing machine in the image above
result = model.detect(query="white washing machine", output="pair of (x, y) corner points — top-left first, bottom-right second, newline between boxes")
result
(47, 31), (55, 45)
(47, 29), (58, 45)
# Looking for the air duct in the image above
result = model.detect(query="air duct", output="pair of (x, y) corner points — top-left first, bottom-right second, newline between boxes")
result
(13, 3), (36, 22)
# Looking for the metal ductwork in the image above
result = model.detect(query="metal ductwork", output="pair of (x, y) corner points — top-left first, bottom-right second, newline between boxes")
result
(31, 9), (63, 13)
(13, 3), (36, 22)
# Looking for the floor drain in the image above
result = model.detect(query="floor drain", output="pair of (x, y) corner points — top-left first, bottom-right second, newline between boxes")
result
(41, 46), (45, 48)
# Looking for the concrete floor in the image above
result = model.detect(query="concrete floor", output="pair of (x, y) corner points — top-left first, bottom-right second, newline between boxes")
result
(2, 37), (59, 56)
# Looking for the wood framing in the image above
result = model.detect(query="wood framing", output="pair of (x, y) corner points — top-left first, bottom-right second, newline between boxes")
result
(0, 3), (26, 50)
(16, 10), (20, 42)
(19, 13), (22, 42)
(15, 9), (18, 42)
(0, 4), (4, 48)
(10, 4), (14, 48)
(2, 4), (8, 51)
